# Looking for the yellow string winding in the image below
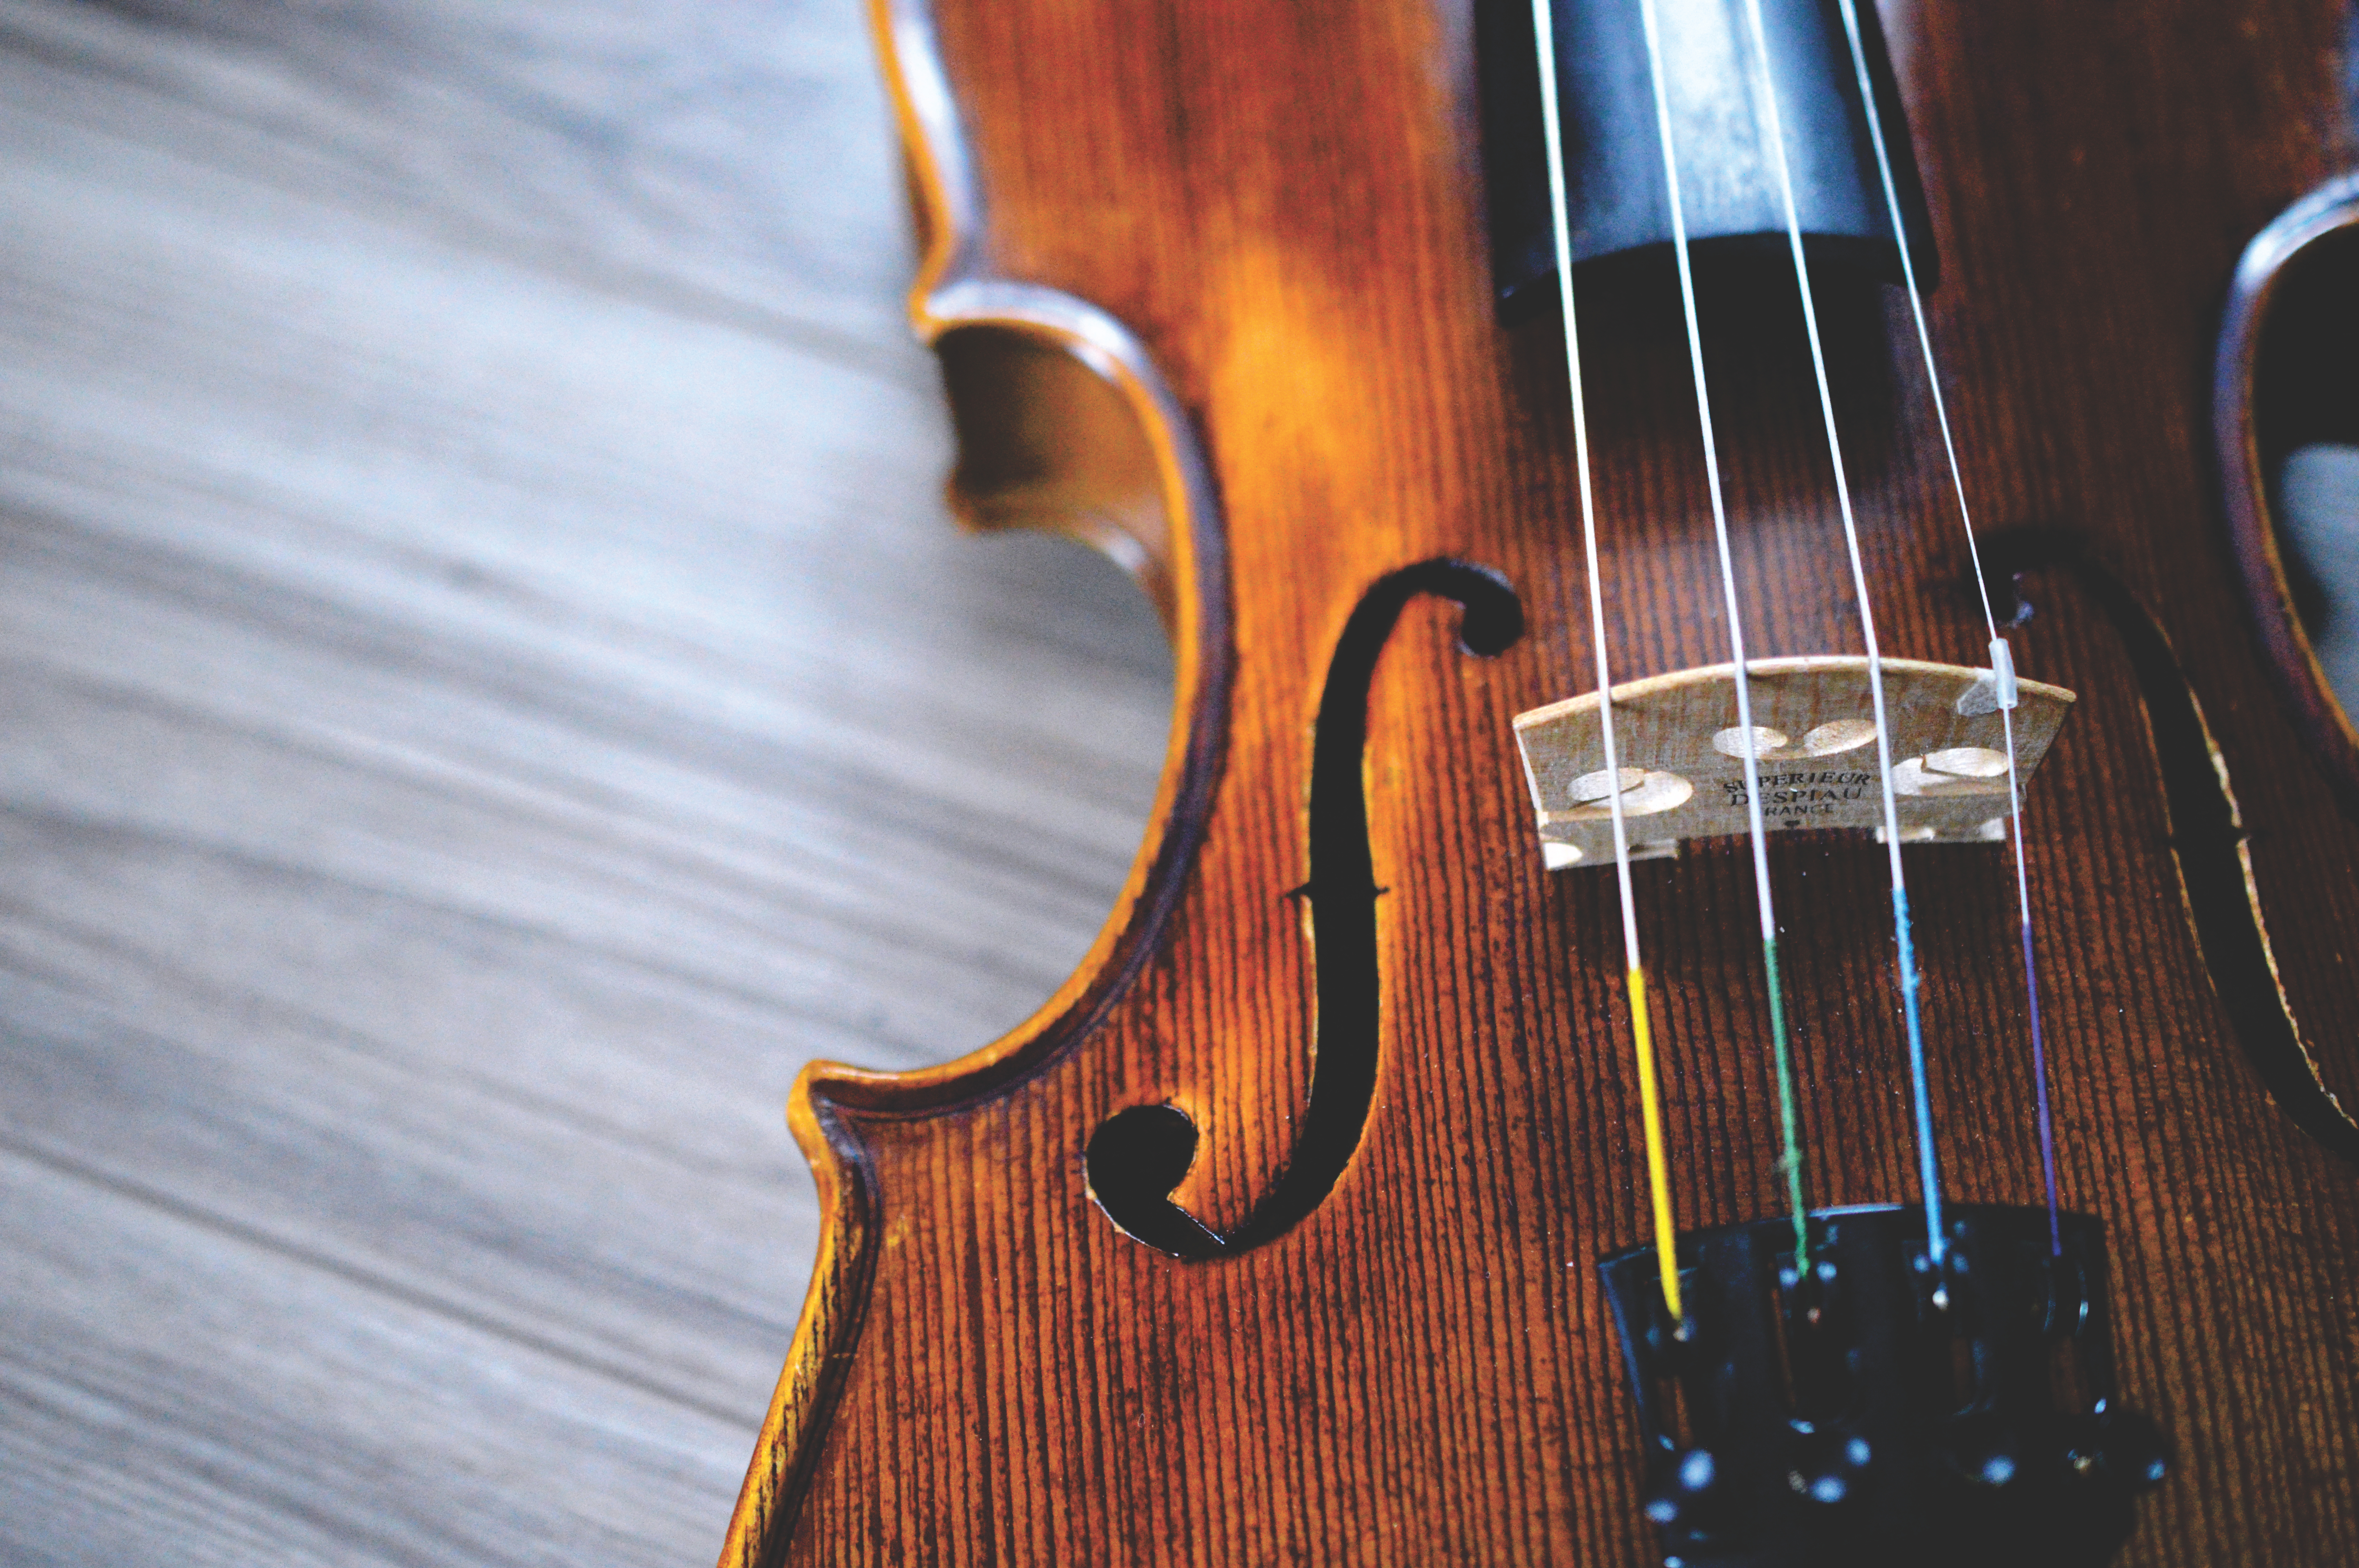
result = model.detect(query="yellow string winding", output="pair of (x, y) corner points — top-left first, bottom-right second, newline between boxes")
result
(1625, 966), (1683, 1320)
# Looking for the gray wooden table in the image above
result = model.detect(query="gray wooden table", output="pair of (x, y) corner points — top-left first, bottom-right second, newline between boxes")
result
(0, 2), (1170, 1561)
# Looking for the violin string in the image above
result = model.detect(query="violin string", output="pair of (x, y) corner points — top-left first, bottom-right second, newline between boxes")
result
(1531, 0), (1685, 1322)
(1632, 0), (1811, 1271)
(1735, 0), (1946, 1264)
(1831, 0), (2061, 1256)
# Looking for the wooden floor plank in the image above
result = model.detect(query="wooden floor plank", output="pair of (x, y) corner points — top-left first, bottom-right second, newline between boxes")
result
(0, 1147), (745, 1568)
(0, 0), (1174, 1560)
(0, 0), (915, 358)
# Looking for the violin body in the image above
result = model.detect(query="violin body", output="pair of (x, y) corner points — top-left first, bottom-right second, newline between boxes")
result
(723, 0), (2359, 1561)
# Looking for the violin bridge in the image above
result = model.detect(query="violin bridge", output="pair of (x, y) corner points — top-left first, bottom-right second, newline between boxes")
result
(1511, 656), (2074, 871)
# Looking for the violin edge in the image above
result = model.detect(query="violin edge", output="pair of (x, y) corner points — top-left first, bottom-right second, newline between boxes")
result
(2214, 169), (2359, 824)
(718, 0), (1235, 1558)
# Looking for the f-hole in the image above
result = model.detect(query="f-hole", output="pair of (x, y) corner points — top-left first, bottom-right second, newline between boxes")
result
(1087, 560), (1525, 1257)
(1983, 526), (2359, 1168)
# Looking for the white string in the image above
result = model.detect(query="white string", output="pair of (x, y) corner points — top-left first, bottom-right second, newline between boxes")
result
(1734, 0), (1945, 1260)
(1534, 0), (1689, 1323)
(1633, 0), (1783, 951)
(1530, 0), (1641, 984)
(1832, 0), (2059, 1251)
(1829, 0), (2037, 1032)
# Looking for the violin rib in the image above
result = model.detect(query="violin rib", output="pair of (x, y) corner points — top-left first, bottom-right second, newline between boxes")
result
(718, 0), (1236, 1555)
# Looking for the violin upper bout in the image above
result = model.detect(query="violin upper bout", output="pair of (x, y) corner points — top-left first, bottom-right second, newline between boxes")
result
(933, 322), (1177, 631)
(720, 4), (1242, 1562)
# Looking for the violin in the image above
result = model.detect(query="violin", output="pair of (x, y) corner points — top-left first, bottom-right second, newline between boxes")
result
(722, 0), (2359, 1561)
